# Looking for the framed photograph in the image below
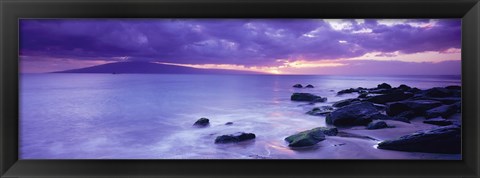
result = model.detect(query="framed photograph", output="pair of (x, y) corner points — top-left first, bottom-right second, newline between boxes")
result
(1, 0), (479, 177)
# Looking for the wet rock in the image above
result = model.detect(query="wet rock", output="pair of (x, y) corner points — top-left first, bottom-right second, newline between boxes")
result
(370, 113), (391, 120)
(326, 102), (379, 126)
(332, 98), (360, 108)
(318, 127), (339, 136)
(365, 91), (413, 104)
(225, 122), (233, 125)
(423, 118), (453, 126)
(285, 127), (327, 147)
(305, 84), (315, 88)
(424, 103), (460, 119)
(193, 118), (210, 127)
(377, 83), (392, 89)
(386, 100), (442, 116)
(424, 87), (454, 98)
(445, 85), (461, 90)
(358, 93), (369, 98)
(393, 110), (417, 119)
(431, 97), (461, 105)
(337, 88), (358, 95)
(408, 87), (422, 93)
(293, 84), (303, 88)
(215, 132), (256, 144)
(397, 84), (411, 91)
(377, 125), (461, 154)
(291, 93), (327, 102)
(367, 120), (389, 130)
(306, 106), (335, 116)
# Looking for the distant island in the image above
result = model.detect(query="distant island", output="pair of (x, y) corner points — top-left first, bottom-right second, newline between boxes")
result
(53, 62), (264, 75)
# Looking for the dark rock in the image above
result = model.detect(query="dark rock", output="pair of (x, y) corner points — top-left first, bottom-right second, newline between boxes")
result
(424, 103), (460, 119)
(215, 132), (256, 144)
(397, 84), (411, 91)
(424, 87), (454, 98)
(377, 125), (461, 154)
(225, 122), (233, 125)
(306, 106), (335, 116)
(412, 97), (461, 105)
(285, 127), (326, 147)
(386, 100), (443, 116)
(326, 102), (379, 126)
(393, 111), (417, 119)
(368, 88), (392, 94)
(365, 91), (413, 104)
(332, 98), (360, 108)
(367, 120), (389, 130)
(377, 83), (392, 89)
(392, 116), (411, 123)
(291, 93), (327, 102)
(293, 84), (303, 88)
(370, 113), (391, 120)
(358, 93), (369, 98)
(193, 118), (210, 127)
(431, 97), (461, 105)
(305, 84), (314, 88)
(408, 87), (422, 93)
(423, 118), (453, 126)
(445, 85), (461, 90)
(337, 88), (358, 95)
(318, 127), (339, 136)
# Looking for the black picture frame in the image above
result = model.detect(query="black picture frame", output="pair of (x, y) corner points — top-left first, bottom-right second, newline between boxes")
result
(1, 0), (479, 177)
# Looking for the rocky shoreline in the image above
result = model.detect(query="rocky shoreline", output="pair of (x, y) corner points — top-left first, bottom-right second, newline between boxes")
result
(193, 82), (461, 156)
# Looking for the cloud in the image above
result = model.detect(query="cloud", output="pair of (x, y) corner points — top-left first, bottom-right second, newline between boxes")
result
(20, 19), (461, 68)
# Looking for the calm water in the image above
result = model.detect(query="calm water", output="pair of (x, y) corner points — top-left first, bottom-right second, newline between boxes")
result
(20, 74), (461, 159)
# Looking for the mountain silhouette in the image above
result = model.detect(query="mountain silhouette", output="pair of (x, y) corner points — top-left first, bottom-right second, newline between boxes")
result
(54, 62), (264, 75)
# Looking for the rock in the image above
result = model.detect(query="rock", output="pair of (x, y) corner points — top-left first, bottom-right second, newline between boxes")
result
(225, 122), (233, 125)
(367, 120), (389, 130)
(377, 83), (392, 89)
(285, 128), (327, 147)
(412, 97), (461, 105)
(337, 88), (358, 95)
(397, 84), (411, 91)
(424, 103), (460, 119)
(377, 125), (461, 154)
(408, 87), (422, 93)
(332, 98), (360, 108)
(306, 106), (334, 116)
(318, 127), (339, 136)
(424, 87), (454, 98)
(291, 93), (327, 102)
(365, 91), (413, 104)
(394, 111), (417, 119)
(431, 97), (461, 105)
(305, 84), (314, 88)
(368, 88), (392, 94)
(369, 113), (391, 120)
(386, 100), (443, 116)
(193, 118), (210, 127)
(214, 132), (256, 144)
(445, 85), (461, 90)
(423, 118), (453, 126)
(358, 93), (369, 98)
(293, 84), (303, 88)
(326, 102), (379, 126)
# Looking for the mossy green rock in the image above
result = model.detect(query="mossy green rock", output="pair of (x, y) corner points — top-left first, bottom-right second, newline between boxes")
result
(285, 127), (333, 147)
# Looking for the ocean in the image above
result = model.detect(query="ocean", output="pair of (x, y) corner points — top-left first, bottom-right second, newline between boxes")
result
(19, 74), (461, 159)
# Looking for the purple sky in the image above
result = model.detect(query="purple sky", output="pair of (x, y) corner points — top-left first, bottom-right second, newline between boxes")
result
(19, 19), (461, 75)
